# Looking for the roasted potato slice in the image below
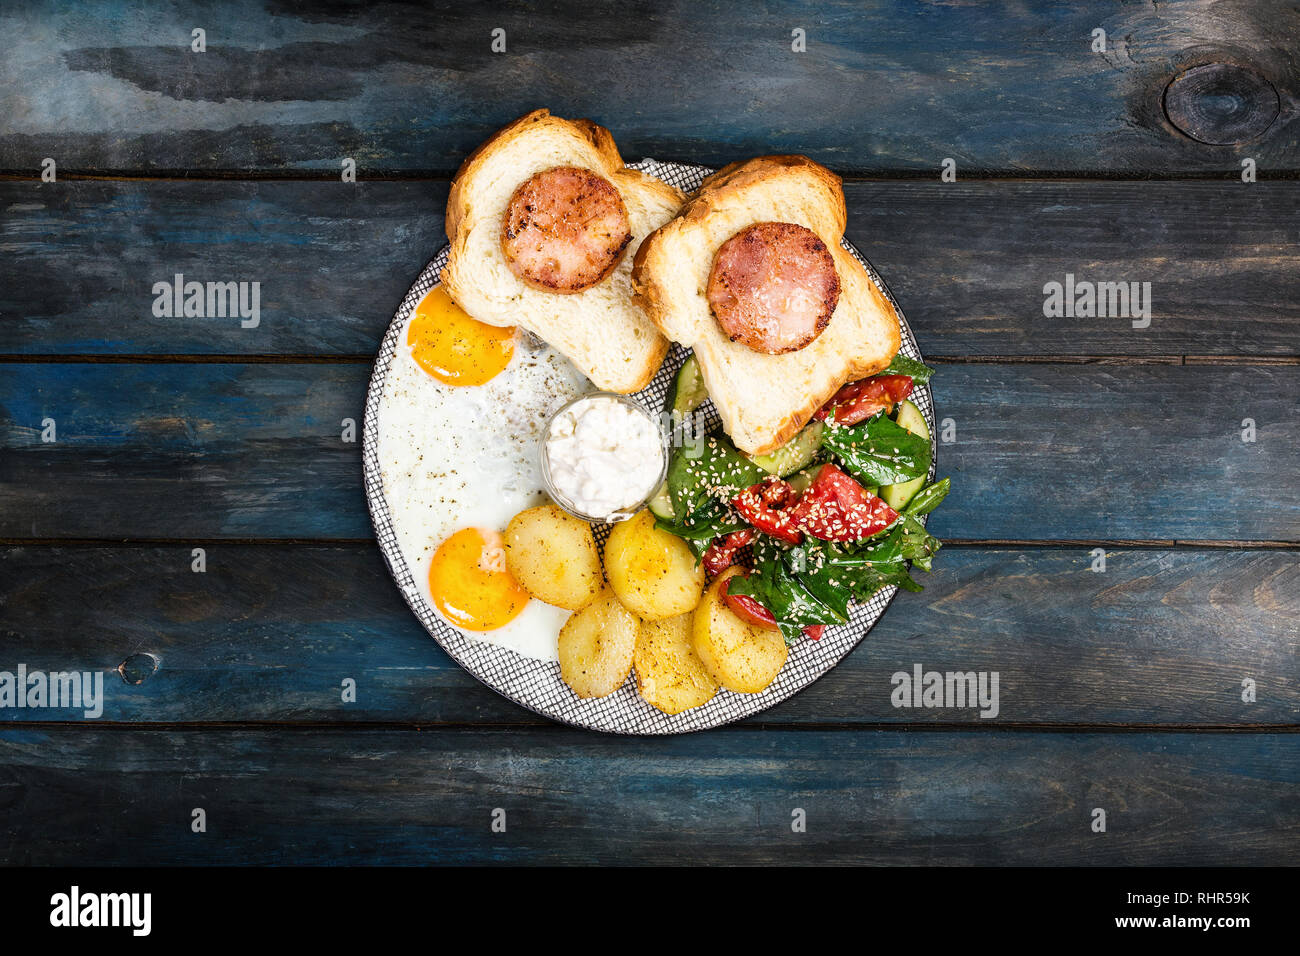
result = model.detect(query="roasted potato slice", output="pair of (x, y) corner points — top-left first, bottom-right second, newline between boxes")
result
(634, 613), (719, 715)
(504, 505), (602, 610)
(692, 568), (787, 694)
(557, 587), (638, 698)
(604, 509), (705, 621)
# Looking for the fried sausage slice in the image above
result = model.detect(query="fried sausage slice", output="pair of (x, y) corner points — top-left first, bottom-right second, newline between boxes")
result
(502, 166), (633, 294)
(706, 221), (840, 354)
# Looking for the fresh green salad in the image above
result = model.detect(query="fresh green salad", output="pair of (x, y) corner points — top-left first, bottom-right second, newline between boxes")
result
(649, 352), (950, 644)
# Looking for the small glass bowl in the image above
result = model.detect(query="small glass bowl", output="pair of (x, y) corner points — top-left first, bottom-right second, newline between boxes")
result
(540, 392), (669, 524)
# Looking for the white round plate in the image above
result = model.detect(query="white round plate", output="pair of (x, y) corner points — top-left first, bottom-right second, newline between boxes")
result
(362, 160), (935, 734)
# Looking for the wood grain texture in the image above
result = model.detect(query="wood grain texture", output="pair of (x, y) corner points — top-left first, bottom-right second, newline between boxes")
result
(1164, 63), (1282, 145)
(0, 363), (369, 539)
(2, 0), (1294, 870)
(1, 363), (1295, 541)
(1, 0), (1298, 175)
(3, 180), (1299, 358)
(852, 181), (1300, 359)
(0, 182), (444, 356)
(927, 363), (1300, 542)
(1, 727), (1296, 865)
(0, 545), (1294, 726)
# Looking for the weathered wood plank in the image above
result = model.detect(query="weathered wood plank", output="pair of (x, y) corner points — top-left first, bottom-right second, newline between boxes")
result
(0, 182), (443, 356)
(855, 181), (1300, 359)
(928, 363), (1300, 542)
(0, 545), (1293, 726)
(3, 180), (1299, 358)
(1, 363), (1295, 541)
(2, 0), (1297, 175)
(0, 363), (369, 539)
(1, 727), (1295, 865)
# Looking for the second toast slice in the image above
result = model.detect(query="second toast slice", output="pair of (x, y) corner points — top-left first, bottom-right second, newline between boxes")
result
(632, 156), (901, 455)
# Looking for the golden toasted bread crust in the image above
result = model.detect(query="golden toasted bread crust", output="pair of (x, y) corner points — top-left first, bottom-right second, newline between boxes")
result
(446, 110), (623, 242)
(696, 155), (848, 235)
(633, 155), (848, 325)
(630, 226), (671, 332)
(631, 154), (900, 455)
(447, 109), (683, 246)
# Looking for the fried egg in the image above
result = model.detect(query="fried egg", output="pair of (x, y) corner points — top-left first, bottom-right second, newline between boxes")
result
(376, 284), (589, 661)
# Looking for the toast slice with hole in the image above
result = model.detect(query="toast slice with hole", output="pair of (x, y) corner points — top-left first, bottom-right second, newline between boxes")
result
(442, 109), (685, 393)
(632, 156), (901, 455)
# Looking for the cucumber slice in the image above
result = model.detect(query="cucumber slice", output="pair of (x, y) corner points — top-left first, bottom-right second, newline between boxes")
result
(749, 421), (825, 477)
(879, 400), (930, 510)
(786, 468), (815, 495)
(665, 354), (707, 419)
(894, 398), (927, 434)
(647, 481), (675, 521)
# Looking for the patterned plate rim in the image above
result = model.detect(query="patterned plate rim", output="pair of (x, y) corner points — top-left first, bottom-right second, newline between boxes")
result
(361, 159), (936, 735)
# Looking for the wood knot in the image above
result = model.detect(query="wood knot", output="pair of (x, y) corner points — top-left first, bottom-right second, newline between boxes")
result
(118, 653), (160, 685)
(1163, 63), (1279, 145)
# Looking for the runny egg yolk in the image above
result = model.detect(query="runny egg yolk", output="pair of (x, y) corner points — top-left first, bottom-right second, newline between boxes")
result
(408, 285), (515, 386)
(428, 527), (529, 631)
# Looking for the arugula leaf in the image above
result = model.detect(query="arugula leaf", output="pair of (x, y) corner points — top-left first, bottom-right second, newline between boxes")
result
(904, 477), (950, 516)
(821, 412), (932, 486)
(653, 498), (747, 561)
(881, 353), (935, 384)
(666, 432), (767, 518)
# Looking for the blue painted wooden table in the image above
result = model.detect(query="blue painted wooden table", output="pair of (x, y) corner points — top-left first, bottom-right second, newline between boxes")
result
(0, 0), (1297, 865)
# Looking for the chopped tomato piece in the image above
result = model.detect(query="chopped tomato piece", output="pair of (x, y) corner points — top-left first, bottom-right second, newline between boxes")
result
(788, 463), (898, 541)
(720, 578), (828, 640)
(732, 477), (804, 544)
(702, 528), (757, 576)
(814, 374), (913, 426)
(720, 576), (778, 629)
